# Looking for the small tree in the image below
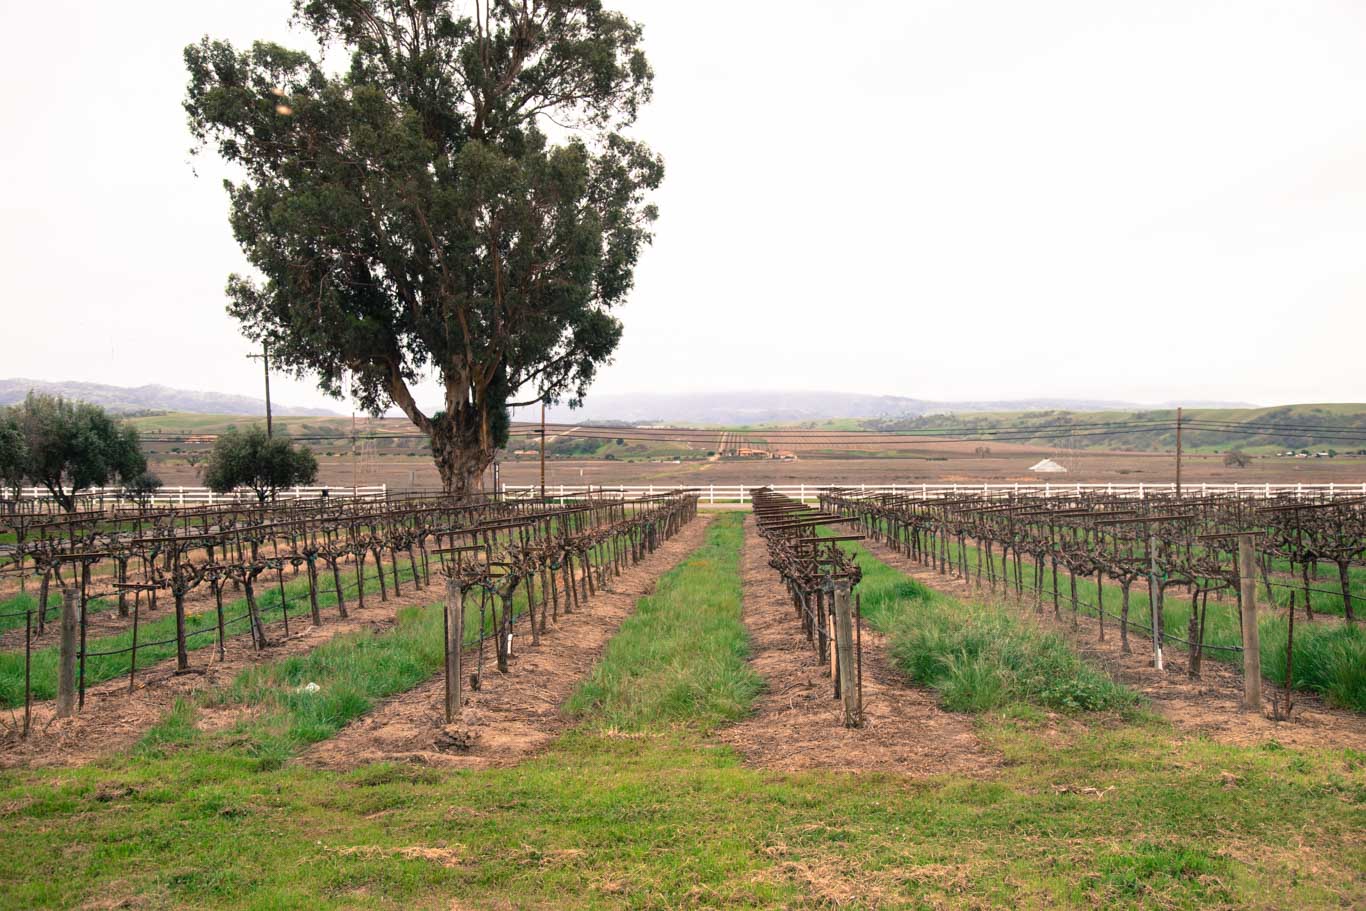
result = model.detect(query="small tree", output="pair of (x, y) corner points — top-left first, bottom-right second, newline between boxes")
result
(183, 451), (206, 478)
(1223, 450), (1252, 469)
(122, 471), (164, 508)
(0, 411), (27, 499)
(9, 393), (145, 511)
(204, 426), (319, 503)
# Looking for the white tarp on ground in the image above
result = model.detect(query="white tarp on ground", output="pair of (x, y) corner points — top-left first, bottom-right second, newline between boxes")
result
(1028, 458), (1067, 473)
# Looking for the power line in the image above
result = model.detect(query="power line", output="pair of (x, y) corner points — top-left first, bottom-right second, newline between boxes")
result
(132, 416), (1366, 449)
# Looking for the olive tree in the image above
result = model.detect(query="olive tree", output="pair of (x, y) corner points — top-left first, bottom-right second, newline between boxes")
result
(184, 0), (662, 497)
(122, 471), (164, 508)
(0, 411), (26, 499)
(204, 426), (319, 502)
(9, 393), (145, 511)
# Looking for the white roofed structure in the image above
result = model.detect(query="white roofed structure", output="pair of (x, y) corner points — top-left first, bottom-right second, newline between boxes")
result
(1028, 458), (1067, 473)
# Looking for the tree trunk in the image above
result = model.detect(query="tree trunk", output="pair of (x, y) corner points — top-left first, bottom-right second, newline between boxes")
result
(37, 568), (51, 635)
(244, 580), (268, 650)
(306, 559), (322, 625)
(1339, 561), (1355, 622)
(1120, 583), (1132, 653)
(431, 417), (494, 500)
(331, 562), (348, 619)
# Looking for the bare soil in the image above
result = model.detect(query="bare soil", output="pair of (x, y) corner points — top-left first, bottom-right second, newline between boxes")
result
(303, 515), (716, 771)
(861, 539), (1366, 752)
(717, 516), (996, 775)
(143, 426), (1366, 491)
(0, 576), (445, 768)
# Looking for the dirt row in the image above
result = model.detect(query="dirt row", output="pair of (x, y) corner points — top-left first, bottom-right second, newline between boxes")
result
(718, 516), (996, 775)
(859, 538), (1366, 752)
(305, 515), (717, 769)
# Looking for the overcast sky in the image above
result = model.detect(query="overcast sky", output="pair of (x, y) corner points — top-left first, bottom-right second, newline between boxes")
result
(3, 0), (1365, 415)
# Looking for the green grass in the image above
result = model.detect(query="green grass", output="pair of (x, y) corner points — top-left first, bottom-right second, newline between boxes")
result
(0, 559), (423, 708)
(1, 697), (1362, 907)
(841, 539), (1138, 714)
(1260, 557), (1365, 619)
(567, 514), (759, 731)
(856, 403), (1366, 452)
(0, 589), (97, 636)
(156, 600), (447, 770)
(137, 563), (550, 768)
(936, 537), (1366, 713)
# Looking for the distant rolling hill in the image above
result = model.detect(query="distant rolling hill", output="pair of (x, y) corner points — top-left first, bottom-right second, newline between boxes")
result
(862, 404), (1366, 453)
(0, 378), (339, 418)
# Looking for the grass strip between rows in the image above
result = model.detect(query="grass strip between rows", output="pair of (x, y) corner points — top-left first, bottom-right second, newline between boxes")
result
(944, 538), (1366, 712)
(836, 537), (1140, 714)
(139, 570), (544, 769)
(567, 513), (759, 731)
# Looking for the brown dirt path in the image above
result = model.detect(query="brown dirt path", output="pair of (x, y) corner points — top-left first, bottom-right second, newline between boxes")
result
(861, 538), (1366, 752)
(0, 577), (443, 768)
(303, 515), (715, 771)
(717, 516), (996, 776)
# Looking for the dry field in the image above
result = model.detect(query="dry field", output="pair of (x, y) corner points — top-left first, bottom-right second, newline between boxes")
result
(148, 447), (1366, 490)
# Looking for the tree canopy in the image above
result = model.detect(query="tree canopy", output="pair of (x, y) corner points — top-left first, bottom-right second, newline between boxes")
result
(121, 471), (164, 508)
(0, 412), (26, 499)
(5, 393), (145, 511)
(184, 0), (662, 496)
(204, 426), (319, 503)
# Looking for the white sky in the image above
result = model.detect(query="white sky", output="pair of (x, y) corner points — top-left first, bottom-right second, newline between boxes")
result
(3, 0), (1365, 414)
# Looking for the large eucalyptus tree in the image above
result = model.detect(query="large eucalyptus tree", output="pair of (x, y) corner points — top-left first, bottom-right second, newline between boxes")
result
(185, 0), (661, 496)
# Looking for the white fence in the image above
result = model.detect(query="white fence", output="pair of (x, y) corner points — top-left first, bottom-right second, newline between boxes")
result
(503, 482), (1366, 504)
(10, 481), (1366, 508)
(11, 485), (388, 507)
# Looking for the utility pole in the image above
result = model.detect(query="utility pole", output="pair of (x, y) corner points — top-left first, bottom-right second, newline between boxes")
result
(1174, 406), (1182, 499)
(539, 401), (547, 499)
(247, 341), (273, 438)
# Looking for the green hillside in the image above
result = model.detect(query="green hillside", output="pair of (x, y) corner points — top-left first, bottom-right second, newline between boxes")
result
(860, 404), (1366, 453)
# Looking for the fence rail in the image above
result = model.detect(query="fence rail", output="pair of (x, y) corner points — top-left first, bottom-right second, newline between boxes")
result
(9, 484), (389, 507)
(503, 482), (1366, 504)
(9, 481), (1366, 508)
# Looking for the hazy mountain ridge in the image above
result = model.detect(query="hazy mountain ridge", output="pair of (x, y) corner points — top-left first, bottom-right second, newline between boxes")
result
(0, 379), (339, 417)
(536, 391), (1255, 425)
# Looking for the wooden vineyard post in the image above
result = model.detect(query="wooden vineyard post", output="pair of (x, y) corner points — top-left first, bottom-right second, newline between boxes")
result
(444, 577), (463, 723)
(832, 582), (861, 728)
(128, 596), (140, 693)
(173, 588), (189, 673)
(1238, 534), (1262, 712)
(1148, 534), (1164, 671)
(23, 609), (32, 737)
(57, 585), (77, 718)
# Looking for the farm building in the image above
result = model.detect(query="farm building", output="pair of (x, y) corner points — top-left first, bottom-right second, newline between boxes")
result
(1028, 458), (1067, 473)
